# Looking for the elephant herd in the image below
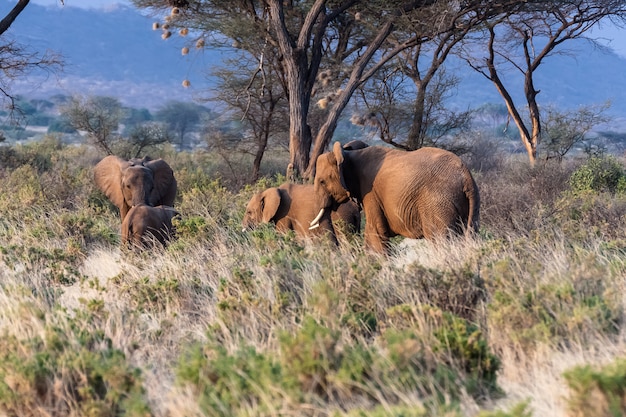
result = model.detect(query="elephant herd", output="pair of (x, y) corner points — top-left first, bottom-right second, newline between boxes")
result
(94, 142), (480, 254)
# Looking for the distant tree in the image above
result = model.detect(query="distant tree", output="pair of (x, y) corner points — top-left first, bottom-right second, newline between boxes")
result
(463, 0), (626, 165)
(543, 103), (611, 162)
(47, 118), (77, 134)
(61, 96), (124, 154)
(210, 51), (289, 181)
(122, 107), (152, 128)
(352, 64), (472, 152)
(155, 101), (208, 149)
(118, 122), (172, 159)
(0, 0), (62, 119)
(474, 103), (510, 131)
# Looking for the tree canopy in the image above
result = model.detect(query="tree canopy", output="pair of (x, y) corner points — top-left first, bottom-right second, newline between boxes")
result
(132, 0), (626, 172)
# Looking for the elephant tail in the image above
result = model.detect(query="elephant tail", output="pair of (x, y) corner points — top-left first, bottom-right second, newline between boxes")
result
(464, 173), (480, 235)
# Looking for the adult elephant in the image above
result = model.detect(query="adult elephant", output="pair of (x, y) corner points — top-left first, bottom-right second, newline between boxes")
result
(242, 182), (361, 243)
(311, 142), (479, 253)
(94, 155), (177, 221)
(122, 204), (179, 248)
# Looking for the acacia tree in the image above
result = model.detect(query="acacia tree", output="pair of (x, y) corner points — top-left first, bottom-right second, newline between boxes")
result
(463, 0), (626, 165)
(155, 100), (207, 149)
(133, 0), (561, 177)
(62, 96), (124, 155)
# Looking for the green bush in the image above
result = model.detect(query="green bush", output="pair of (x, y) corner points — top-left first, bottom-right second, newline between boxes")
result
(477, 401), (532, 417)
(405, 263), (486, 320)
(563, 357), (626, 417)
(485, 252), (622, 352)
(0, 309), (150, 416)
(384, 304), (501, 399)
(568, 156), (626, 195)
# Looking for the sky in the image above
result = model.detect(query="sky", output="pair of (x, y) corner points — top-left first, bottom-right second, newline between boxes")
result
(28, 0), (626, 58)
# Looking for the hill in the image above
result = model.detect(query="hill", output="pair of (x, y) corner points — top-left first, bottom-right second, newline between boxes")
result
(6, 1), (217, 109)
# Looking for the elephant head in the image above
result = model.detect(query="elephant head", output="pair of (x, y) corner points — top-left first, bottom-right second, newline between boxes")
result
(242, 183), (356, 244)
(94, 155), (177, 221)
(242, 187), (282, 230)
(122, 204), (180, 248)
(312, 142), (354, 215)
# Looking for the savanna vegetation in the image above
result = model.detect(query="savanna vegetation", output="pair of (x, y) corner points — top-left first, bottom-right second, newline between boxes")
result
(1, 135), (625, 416)
(1, 1), (626, 416)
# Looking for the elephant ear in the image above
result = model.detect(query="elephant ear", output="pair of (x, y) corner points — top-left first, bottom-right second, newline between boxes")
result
(94, 155), (130, 209)
(332, 141), (348, 191)
(261, 187), (282, 223)
(145, 158), (177, 206)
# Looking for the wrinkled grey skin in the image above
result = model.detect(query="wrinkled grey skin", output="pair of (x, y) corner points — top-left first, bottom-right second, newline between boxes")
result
(313, 142), (480, 253)
(94, 155), (177, 221)
(121, 204), (179, 248)
(242, 182), (361, 244)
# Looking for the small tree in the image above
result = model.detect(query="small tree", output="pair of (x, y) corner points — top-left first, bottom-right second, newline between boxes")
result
(62, 96), (123, 155)
(155, 101), (207, 149)
(543, 103), (611, 162)
(119, 122), (172, 159)
(351, 64), (472, 152)
(211, 51), (290, 181)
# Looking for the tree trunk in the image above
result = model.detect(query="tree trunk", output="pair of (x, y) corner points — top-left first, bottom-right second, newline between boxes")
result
(0, 0), (29, 35)
(267, 0), (317, 179)
(305, 20), (396, 178)
(252, 133), (268, 182)
(485, 26), (538, 165)
(287, 61), (312, 178)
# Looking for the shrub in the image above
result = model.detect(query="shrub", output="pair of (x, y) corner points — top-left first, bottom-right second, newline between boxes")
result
(477, 401), (532, 417)
(568, 155), (626, 195)
(405, 263), (486, 321)
(563, 357), (626, 417)
(384, 304), (501, 400)
(485, 250), (622, 353)
(0, 309), (150, 416)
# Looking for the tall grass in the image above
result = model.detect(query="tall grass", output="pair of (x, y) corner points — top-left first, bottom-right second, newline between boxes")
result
(0, 138), (625, 416)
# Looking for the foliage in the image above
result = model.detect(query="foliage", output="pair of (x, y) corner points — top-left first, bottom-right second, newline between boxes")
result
(154, 100), (209, 149)
(563, 357), (626, 417)
(476, 401), (533, 417)
(568, 155), (626, 195)
(0, 307), (150, 416)
(61, 95), (125, 155)
(542, 103), (611, 161)
(1, 141), (626, 416)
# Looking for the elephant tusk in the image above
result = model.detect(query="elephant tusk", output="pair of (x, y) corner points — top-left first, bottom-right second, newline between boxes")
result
(309, 208), (325, 230)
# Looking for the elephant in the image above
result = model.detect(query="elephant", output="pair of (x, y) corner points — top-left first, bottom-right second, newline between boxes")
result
(94, 155), (177, 221)
(121, 204), (180, 248)
(311, 141), (480, 253)
(242, 182), (361, 243)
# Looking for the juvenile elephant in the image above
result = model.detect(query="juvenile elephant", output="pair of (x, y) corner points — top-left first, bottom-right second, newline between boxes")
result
(94, 155), (177, 221)
(242, 182), (361, 243)
(312, 142), (479, 253)
(122, 204), (179, 248)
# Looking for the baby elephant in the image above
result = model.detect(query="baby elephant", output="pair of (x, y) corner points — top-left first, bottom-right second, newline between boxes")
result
(122, 204), (180, 248)
(242, 182), (361, 243)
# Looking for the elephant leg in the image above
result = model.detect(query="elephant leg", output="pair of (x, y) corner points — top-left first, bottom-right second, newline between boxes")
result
(363, 204), (390, 253)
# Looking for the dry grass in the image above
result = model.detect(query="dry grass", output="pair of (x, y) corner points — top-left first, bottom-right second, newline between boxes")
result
(0, 140), (625, 416)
